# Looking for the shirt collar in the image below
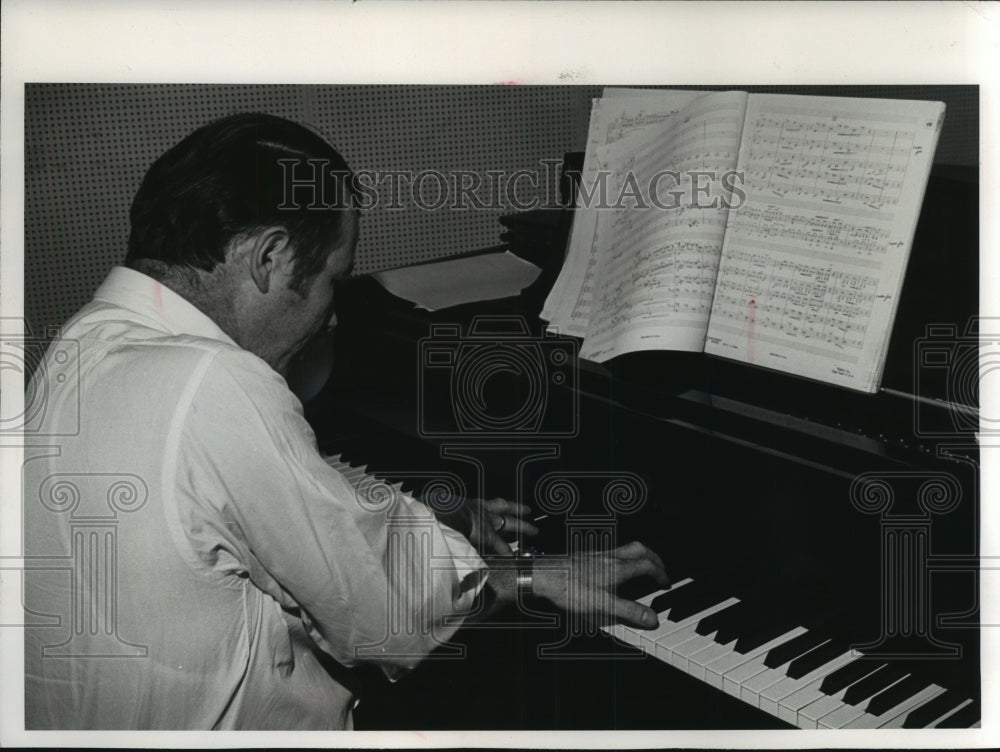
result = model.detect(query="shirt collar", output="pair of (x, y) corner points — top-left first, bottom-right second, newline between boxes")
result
(93, 266), (240, 347)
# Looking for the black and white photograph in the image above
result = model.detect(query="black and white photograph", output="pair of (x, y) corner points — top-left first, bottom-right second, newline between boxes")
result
(1, 2), (997, 748)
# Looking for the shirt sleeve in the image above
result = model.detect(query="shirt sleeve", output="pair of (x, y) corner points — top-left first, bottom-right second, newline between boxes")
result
(172, 347), (486, 674)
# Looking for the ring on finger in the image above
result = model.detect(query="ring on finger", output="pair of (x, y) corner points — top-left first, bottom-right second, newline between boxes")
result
(494, 514), (507, 532)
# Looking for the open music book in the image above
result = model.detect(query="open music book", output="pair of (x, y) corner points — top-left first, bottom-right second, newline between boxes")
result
(542, 89), (945, 393)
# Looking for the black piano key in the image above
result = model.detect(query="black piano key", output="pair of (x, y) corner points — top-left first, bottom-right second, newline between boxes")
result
(665, 584), (734, 623)
(762, 630), (827, 669)
(785, 638), (850, 680)
(695, 601), (746, 638)
(934, 697), (980, 728)
(842, 665), (907, 706)
(732, 615), (801, 655)
(864, 673), (927, 717)
(819, 657), (886, 695)
(902, 688), (967, 728)
(649, 578), (713, 615)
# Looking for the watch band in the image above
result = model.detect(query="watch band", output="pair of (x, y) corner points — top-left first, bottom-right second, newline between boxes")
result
(516, 558), (534, 599)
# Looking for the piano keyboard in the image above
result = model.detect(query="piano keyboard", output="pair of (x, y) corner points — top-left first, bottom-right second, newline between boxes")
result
(603, 579), (980, 729)
(324, 453), (979, 730)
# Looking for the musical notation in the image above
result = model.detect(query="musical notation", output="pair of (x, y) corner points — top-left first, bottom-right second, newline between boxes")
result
(726, 205), (891, 258)
(576, 92), (749, 360)
(547, 90), (943, 391)
(702, 94), (943, 391)
(542, 86), (746, 336)
(710, 249), (878, 354)
(743, 114), (915, 210)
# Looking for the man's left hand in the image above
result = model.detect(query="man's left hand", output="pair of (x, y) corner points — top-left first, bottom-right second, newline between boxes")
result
(464, 498), (539, 557)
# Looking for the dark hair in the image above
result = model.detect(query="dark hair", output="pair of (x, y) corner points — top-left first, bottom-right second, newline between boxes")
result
(127, 113), (353, 293)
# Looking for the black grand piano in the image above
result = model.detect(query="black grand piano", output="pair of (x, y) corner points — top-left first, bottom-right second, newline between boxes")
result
(301, 162), (981, 730)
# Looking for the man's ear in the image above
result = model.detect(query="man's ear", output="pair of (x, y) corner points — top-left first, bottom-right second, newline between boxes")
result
(245, 226), (292, 295)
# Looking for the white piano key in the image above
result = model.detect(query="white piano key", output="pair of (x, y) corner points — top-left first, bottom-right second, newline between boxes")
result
(845, 684), (945, 729)
(926, 697), (974, 728)
(760, 650), (855, 719)
(817, 674), (910, 728)
(673, 632), (725, 673)
(649, 598), (740, 665)
(798, 691), (850, 729)
(879, 686), (955, 728)
(703, 626), (807, 691)
(796, 663), (886, 728)
(730, 635), (829, 703)
(601, 588), (669, 644)
(340, 464), (368, 483)
(618, 580), (698, 652)
(637, 589), (672, 607)
(687, 639), (739, 682)
(786, 661), (887, 728)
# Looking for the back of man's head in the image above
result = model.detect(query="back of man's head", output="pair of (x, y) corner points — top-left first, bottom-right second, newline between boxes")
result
(127, 113), (353, 294)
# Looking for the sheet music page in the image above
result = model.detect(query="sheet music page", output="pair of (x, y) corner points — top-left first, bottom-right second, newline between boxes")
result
(542, 89), (709, 336)
(704, 94), (945, 392)
(577, 90), (749, 361)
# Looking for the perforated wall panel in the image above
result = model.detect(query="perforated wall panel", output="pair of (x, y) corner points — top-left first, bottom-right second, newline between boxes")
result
(25, 84), (975, 339)
(25, 84), (597, 337)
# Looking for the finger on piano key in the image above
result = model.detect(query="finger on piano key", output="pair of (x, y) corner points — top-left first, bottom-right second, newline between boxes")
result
(657, 583), (732, 623)
(639, 594), (737, 654)
(901, 688), (969, 728)
(760, 650), (855, 720)
(648, 577), (713, 617)
(932, 697), (979, 728)
(604, 587), (671, 644)
(703, 626), (807, 691)
(648, 598), (741, 665)
(618, 579), (697, 649)
(844, 683), (945, 728)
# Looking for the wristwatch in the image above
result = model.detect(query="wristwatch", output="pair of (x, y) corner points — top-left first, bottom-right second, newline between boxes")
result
(515, 556), (534, 599)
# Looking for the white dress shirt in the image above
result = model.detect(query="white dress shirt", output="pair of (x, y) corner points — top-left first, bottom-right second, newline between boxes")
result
(23, 266), (485, 729)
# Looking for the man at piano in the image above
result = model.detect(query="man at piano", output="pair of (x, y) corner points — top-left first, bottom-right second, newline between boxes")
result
(22, 113), (669, 730)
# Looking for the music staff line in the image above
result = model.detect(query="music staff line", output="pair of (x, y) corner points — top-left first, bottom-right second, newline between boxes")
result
(727, 206), (891, 255)
(738, 194), (896, 222)
(726, 235), (884, 270)
(753, 109), (931, 128)
(709, 321), (864, 363)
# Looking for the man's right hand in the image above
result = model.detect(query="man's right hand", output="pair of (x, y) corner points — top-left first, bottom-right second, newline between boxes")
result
(529, 541), (670, 629)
